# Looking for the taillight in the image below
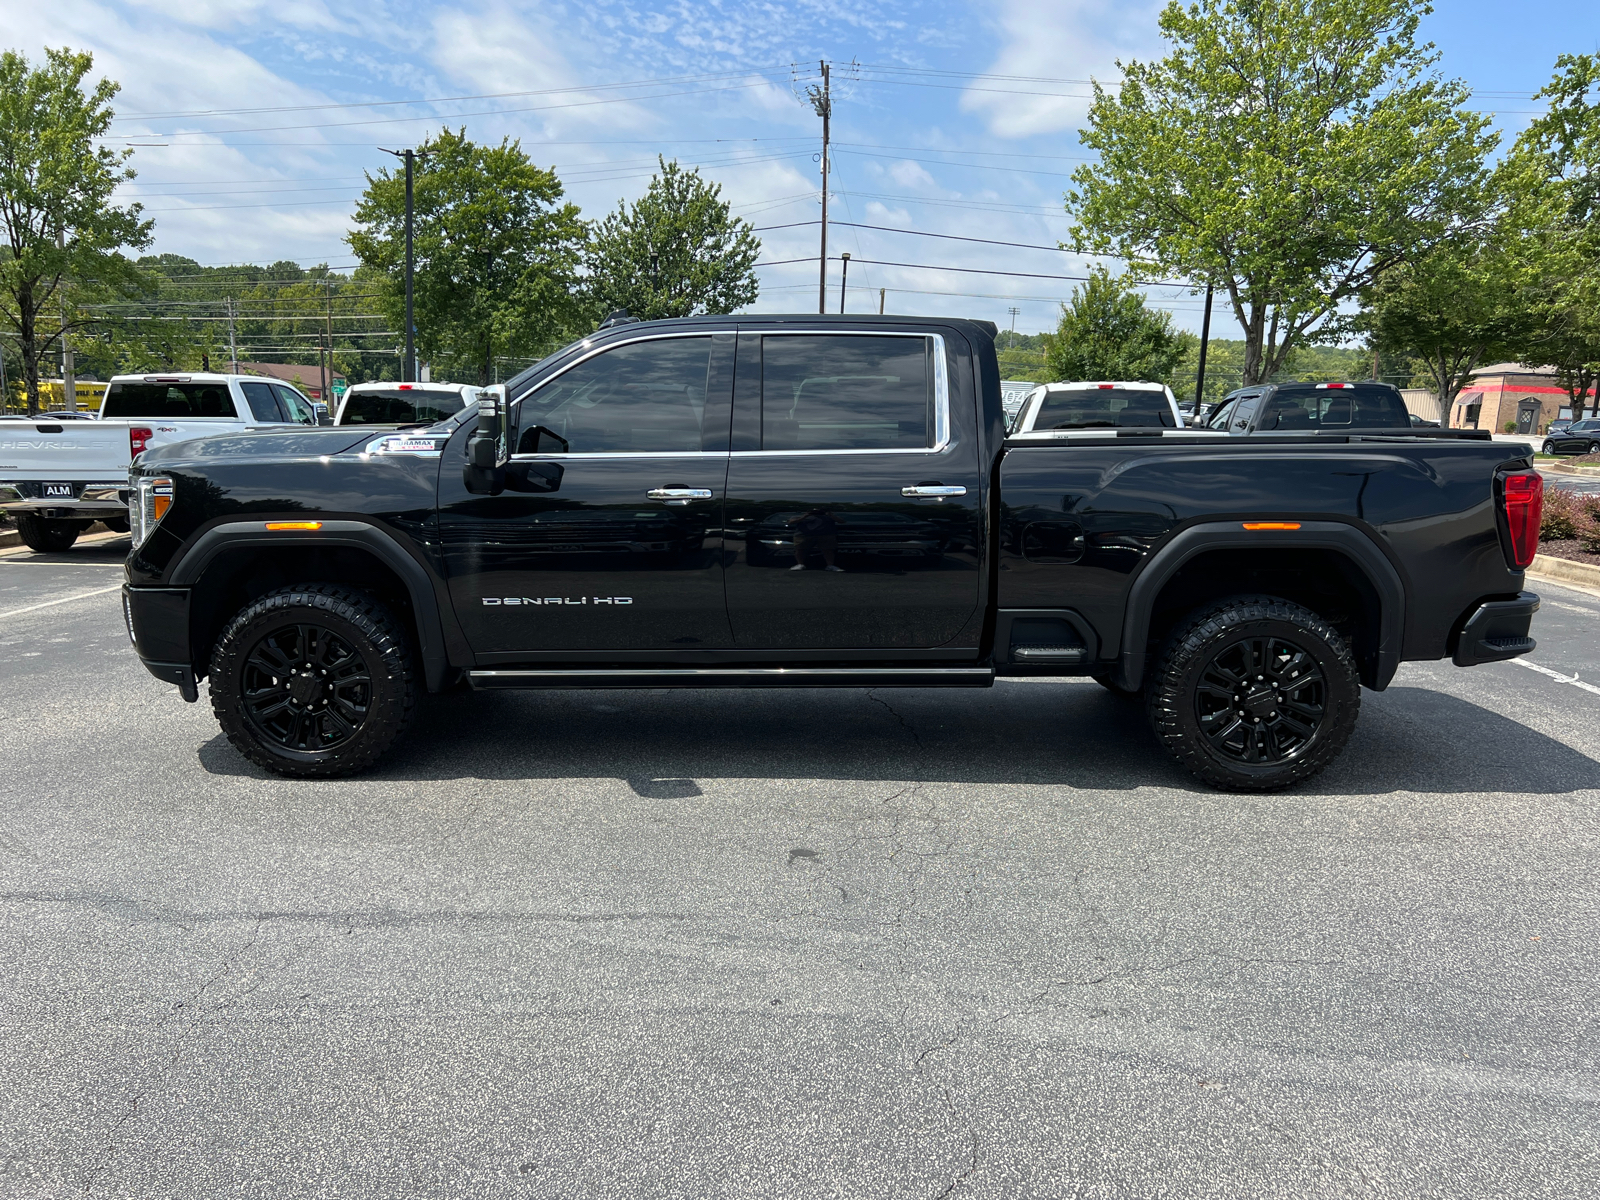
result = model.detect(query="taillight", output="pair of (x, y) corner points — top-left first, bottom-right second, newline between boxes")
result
(130, 427), (153, 456)
(1502, 472), (1542, 569)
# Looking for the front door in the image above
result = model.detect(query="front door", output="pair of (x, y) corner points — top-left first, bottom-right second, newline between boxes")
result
(439, 332), (734, 656)
(723, 330), (984, 650)
(1518, 399), (1540, 435)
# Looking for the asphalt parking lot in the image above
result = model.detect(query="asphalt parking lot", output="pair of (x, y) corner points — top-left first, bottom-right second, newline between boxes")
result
(1, 535), (1596, 1198)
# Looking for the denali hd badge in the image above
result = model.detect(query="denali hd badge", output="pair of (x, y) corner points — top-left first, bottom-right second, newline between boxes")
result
(483, 596), (633, 606)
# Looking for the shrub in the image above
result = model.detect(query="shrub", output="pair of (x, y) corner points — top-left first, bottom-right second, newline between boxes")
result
(1543, 488), (1583, 540)
(1504, 420), (1518, 433)
(1579, 508), (1600, 555)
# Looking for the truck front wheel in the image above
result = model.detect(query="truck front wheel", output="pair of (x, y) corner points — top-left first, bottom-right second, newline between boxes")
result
(15, 515), (90, 552)
(209, 584), (417, 778)
(1147, 596), (1360, 792)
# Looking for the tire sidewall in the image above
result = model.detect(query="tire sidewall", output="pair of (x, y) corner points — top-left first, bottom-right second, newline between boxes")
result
(1152, 603), (1360, 790)
(210, 588), (412, 776)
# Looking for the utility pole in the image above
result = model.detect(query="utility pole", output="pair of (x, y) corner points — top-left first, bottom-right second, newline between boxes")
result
(1007, 306), (1020, 350)
(839, 253), (850, 313)
(879, 287), (885, 315)
(226, 296), (238, 374)
(806, 62), (832, 315)
(325, 278), (335, 401)
(380, 147), (425, 381)
(1194, 282), (1215, 411)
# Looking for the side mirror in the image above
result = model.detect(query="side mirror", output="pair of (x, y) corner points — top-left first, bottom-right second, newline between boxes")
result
(463, 386), (508, 494)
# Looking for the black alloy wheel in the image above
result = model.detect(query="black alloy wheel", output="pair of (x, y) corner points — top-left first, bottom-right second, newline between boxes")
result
(1147, 595), (1360, 791)
(241, 623), (372, 753)
(1543, 440), (1556, 455)
(1589, 441), (1599, 455)
(1193, 636), (1326, 766)
(210, 584), (416, 777)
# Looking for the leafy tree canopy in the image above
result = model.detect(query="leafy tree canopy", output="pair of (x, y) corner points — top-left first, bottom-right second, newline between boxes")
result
(348, 128), (586, 386)
(1067, 0), (1495, 386)
(1044, 268), (1190, 390)
(584, 157), (760, 323)
(0, 47), (151, 411)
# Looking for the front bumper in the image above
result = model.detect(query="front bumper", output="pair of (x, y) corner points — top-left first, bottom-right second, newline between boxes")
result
(123, 584), (199, 702)
(1453, 592), (1540, 667)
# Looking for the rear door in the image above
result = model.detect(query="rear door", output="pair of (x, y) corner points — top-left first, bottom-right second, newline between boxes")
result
(722, 328), (984, 650)
(439, 331), (735, 655)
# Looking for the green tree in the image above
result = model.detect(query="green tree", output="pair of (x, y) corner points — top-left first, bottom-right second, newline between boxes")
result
(1067, 0), (1496, 386)
(1356, 221), (1524, 423)
(584, 157), (760, 322)
(1044, 268), (1190, 388)
(0, 47), (151, 412)
(348, 128), (586, 386)
(1506, 55), (1600, 419)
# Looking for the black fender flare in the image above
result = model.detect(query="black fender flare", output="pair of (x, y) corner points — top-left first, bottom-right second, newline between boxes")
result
(1113, 520), (1406, 693)
(169, 519), (452, 692)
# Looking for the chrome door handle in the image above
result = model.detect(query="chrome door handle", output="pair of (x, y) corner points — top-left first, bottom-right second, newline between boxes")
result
(901, 485), (967, 497)
(646, 487), (713, 506)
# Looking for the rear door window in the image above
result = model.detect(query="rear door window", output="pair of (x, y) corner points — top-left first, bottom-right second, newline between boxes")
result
(240, 381), (284, 423)
(1031, 387), (1174, 430)
(103, 382), (237, 419)
(760, 334), (931, 450)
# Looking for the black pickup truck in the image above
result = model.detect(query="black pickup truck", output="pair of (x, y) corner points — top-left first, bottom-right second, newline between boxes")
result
(122, 315), (1542, 790)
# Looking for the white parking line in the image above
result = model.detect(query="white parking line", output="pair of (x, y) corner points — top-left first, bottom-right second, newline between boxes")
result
(0, 585), (121, 621)
(1511, 657), (1600, 696)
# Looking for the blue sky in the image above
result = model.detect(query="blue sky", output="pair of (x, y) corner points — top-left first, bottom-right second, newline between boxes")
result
(11, 0), (1598, 336)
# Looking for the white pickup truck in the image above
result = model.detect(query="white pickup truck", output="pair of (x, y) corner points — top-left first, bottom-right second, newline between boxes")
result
(0, 373), (325, 551)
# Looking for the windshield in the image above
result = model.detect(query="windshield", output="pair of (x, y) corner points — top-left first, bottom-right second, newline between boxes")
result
(102, 382), (235, 419)
(1031, 387), (1175, 430)
(1256, 384), (1411, 430)
(338, 388), (468, 425)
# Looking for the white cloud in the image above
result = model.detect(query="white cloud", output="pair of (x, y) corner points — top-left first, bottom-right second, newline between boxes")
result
(961, 0), (1165, 139)
(887, 159), (937, 189)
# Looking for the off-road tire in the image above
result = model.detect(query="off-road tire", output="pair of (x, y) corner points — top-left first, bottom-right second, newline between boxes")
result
(1147, 595), (1360, 792)
(15, 514), (88, 552)
(210, 584), (416, 778)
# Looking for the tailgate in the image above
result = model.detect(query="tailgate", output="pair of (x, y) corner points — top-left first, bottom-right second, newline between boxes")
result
(0, 422), (132, 479)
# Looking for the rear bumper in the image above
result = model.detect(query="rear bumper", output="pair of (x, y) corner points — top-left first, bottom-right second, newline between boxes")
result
(1, 481), (128, 519)
(123, 584), (199, 701)
(1453, 592), (1539, 667)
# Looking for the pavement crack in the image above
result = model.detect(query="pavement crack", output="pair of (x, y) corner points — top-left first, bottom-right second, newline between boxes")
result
(865, 689), (925, 751)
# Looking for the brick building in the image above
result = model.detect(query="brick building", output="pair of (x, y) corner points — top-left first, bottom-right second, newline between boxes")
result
(1447, 363), (1596, 435)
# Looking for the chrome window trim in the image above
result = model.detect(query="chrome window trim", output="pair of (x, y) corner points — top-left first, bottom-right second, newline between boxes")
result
(733, 330), (950, 457)
(508, 450), (728, 461)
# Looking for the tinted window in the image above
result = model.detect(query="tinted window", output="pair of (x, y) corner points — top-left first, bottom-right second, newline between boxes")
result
(517, 337), (711, 453)
(103, 382), (235, 419)
(1031, 386), (1174, 430)
(761, 335), (931, 450)
(240, 381), (282, 422)
(273, 384), (316, 424)
(339, 387), (468, 425)
(1257, 384), (1410, 430)
(1206, 399), (1238, 430)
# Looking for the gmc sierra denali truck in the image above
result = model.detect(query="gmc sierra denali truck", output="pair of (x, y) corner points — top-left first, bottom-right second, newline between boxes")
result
(121, 315), (1542, 790)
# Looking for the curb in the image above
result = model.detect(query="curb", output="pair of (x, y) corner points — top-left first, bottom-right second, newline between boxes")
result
(1527, 553), (1600, 594)
(1541, 463), (1600, 476)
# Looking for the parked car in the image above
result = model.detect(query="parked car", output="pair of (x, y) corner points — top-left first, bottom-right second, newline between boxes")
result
(0, 373), (327, 551)
(1545, 419), (1574, 437)
(124, 315), (1538, 792)
(334, 382), (478, 426)
(1009, 380), (1188, 435)
(1206, 381), (1416, 433)
(1409, 413), (1440, 428)
(1542, 418), (1600, 456)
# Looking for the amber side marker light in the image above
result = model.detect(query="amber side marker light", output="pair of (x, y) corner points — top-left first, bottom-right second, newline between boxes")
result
(265, 521), (323, 532)
(1242, 521), (1302, 531)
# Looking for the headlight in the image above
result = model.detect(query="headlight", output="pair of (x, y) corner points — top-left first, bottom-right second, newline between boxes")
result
(129, 474), (174, 549)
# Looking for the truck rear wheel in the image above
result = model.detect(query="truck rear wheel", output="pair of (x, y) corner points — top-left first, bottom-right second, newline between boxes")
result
(15, 515), (89, 552)
(1146, 596), (1360, 792)
(209, 584), (417, 778)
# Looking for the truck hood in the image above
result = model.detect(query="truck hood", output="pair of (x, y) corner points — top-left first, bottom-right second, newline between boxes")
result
(141, 425), (377, 464)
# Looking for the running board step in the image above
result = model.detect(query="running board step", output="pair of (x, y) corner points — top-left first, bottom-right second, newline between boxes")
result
(1010, 645), (1088, 663)
(468, 667), (995, 690)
